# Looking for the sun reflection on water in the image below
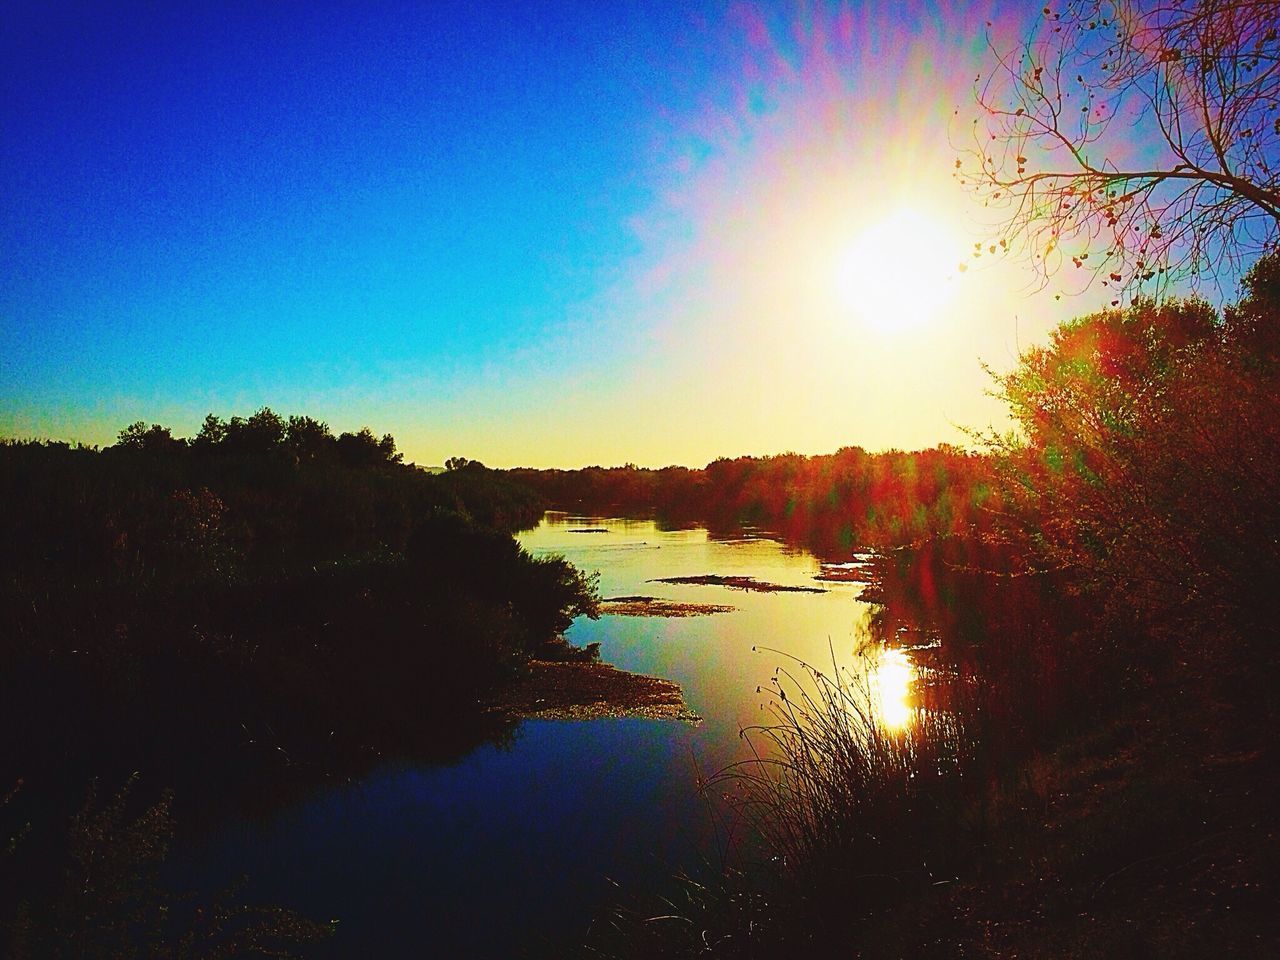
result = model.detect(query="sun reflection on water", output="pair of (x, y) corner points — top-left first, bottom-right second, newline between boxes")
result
(871, 647), (916, 730)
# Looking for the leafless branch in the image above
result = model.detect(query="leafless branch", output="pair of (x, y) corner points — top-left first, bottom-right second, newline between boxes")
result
(956, 0), (1280, 298)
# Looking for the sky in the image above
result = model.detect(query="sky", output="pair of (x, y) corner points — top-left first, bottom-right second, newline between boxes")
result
(3, 1), (1122, 467)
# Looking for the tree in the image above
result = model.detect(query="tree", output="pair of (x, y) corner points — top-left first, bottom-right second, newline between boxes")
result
(990, 252), (1280, 643)
(113, 421), (185, 455)
(222, 407), (286, 456)
(335, 427), (402, 467)
(445, 456), (483, 472)
(192, 413), (227, 451)
(285, 414), (333, 461)
(959, 0), (1280, 297)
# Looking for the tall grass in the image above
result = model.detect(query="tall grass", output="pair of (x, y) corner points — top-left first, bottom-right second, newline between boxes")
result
(574, 645), (985, 958)
(702, 644), (980, 941)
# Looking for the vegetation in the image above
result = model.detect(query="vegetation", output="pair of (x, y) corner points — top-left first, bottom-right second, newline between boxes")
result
(9, 292), (1279, 955)
(0, 408), (601, 759)
(0, 409), (602, 957)
(11, 5), (1280, 938)
(959, 0), (1280, 295)
(3, 776), (331, 959)
(990, 256), (1280, 648)
(509, 443), (1001, 556)
(573, 254), (1280, 957)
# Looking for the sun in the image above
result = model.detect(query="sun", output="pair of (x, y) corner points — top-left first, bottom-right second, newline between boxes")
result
(834, 207), (962, 332)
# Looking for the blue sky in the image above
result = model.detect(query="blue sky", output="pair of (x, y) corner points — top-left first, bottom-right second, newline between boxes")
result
(4, 1), (1097, 466)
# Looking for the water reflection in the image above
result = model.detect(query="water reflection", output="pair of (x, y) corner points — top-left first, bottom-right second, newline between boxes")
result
(860, 535), (1083, 743)
(182, 512), (924, 959)
(870, 646), (916, 730)
(522, 512), (916, 745)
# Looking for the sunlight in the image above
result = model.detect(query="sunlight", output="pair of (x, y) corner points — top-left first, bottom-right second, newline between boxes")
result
(871, 647), (916, 730)
(835, 207), (961, 333)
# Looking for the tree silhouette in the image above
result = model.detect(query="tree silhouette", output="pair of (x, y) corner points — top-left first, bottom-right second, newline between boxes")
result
(114, 421), (185, 455)
(285, 414), (333, 462)
(959, 0), (1280, 296)
(334, 426), (402, 467)
(223, 407), (287, 456)
(192, 413), (227, 451)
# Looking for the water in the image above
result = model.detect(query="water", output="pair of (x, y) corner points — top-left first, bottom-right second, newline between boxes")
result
(520, 513), (886, 751)
(179, 513), (898, 957)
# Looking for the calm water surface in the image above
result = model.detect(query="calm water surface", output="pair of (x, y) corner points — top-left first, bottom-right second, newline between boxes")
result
(182, 513), (906, 957)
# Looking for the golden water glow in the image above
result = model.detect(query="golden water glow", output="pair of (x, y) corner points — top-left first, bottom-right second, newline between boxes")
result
(872, 647), (916, 729)
(835, 206), (961, 333)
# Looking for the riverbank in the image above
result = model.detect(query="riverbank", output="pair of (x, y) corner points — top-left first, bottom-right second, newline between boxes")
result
(855, 659), (1279, 958)
(0, 433), (622, 920)
(572, 655), (1278, 960)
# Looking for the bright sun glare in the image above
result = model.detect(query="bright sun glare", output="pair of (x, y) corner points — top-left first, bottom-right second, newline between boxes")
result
(835, 207), (960, 333)
(872, 647), (916, 730)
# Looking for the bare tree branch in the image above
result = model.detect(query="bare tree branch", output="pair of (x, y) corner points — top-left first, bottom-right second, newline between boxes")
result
(957, 0), (1280, 298)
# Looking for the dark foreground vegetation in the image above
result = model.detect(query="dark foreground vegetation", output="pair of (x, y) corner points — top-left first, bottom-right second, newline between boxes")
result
(0, 409), (601, 956)
(569, 254), (1280, 957)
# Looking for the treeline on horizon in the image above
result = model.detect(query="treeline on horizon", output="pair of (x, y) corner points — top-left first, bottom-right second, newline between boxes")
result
(516, 252), (1280, 722)
(508, 443), (999, 556)
(515, 249), (1280, 670)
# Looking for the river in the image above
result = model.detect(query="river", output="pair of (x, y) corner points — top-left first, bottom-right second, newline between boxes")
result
(178, 512), (911, 957)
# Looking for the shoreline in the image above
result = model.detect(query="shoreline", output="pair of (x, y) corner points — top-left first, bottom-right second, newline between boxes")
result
(483, 659), (700, 723)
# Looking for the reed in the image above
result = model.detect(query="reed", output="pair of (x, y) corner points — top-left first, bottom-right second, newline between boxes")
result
(704, 644), (980, 936)
(574, 645), (984, 958)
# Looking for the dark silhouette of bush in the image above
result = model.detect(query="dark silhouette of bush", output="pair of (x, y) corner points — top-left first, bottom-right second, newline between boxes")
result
(0, 410), (590, 825)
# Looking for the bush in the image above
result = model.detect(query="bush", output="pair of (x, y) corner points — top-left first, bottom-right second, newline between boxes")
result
(990, 253), (1280, 658)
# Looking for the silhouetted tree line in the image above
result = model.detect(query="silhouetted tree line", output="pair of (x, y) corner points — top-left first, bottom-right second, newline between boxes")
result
(509, 445), (1002, 556)
(0, 410), (598, 841)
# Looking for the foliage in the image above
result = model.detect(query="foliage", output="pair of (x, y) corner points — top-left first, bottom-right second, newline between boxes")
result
(580, 640), (1021, 958)
(990, 251), (1280, 648)
(960, 0), (1280, 294)
(711, 648), (975, 891)
(0, 410), (595, 829)
(509, 444), (1001, 555)
(1, 409), (545, 605)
